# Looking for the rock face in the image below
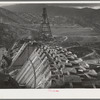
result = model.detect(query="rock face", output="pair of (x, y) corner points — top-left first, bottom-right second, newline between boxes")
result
(6, 41), (100, 88)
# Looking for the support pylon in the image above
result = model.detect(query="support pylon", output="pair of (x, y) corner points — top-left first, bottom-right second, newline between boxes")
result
(39, 8), (52, 41)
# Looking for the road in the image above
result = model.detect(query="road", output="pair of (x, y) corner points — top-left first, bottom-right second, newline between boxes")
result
(82, 49), (96, 58)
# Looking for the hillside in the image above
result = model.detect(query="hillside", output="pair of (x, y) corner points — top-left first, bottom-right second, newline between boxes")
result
(0, 7), (29, 24)
(3, 4), (100, 27)
(0, 22), (38, 49)
(1, 4), (100, 49)
(0, 7), (37, 49)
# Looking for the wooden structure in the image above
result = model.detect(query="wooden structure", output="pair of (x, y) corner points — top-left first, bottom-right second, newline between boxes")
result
(7, 42), (100, 88)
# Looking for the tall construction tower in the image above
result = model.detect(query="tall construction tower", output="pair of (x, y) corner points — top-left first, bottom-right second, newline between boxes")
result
(39, 8), (52, 41)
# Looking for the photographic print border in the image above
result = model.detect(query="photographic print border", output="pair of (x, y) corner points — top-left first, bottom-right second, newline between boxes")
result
(0, 0), (99, 99)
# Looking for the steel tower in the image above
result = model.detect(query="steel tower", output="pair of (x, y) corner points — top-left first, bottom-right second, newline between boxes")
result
(39, 8), (52, 40)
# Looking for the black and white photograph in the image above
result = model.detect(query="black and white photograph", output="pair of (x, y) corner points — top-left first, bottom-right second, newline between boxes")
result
(0, 2), (100, 89)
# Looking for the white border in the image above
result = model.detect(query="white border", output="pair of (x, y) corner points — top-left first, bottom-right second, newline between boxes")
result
(0, 1), (100, 3)
(1, 89), (100, 99)
(0, 1), (100, 99)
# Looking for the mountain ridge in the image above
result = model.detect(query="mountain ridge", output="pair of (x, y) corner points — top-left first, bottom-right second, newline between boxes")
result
(3, 4), (100, 27)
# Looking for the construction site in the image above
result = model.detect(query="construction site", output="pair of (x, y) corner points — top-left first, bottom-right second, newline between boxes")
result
(0, 7), (100, 88)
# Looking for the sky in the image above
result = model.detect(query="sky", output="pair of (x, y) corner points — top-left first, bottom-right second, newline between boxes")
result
(1, 3), (100, 9)
(54, 4), (100, 9)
